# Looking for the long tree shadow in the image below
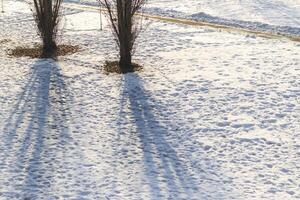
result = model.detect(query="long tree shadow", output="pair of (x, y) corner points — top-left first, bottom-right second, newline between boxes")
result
(0, 59), (75, 199)
(118, 74), (200, 200)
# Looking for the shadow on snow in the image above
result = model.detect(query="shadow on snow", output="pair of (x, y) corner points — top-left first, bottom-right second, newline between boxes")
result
(118, 74), (199, 200)
(0, 59), (75, 199)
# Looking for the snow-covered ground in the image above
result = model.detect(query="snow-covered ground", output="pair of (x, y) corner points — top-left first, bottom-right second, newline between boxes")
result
(1, 0), (300, 199)
(147, 0), (300, 27)
(64, 0), (300, 37)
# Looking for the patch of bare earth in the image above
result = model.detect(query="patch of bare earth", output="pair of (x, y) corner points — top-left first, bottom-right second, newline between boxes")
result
(8, 44), (79, 58)
(102, 61), (143, 74)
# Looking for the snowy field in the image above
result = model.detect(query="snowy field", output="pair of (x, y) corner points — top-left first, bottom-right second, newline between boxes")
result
(0, 0), (300, 199)
(65, 0), (300, 37)
(147, 0), (300, 27)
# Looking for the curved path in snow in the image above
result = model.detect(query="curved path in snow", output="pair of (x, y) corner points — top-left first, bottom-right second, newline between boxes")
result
(63, 2), (300, 42)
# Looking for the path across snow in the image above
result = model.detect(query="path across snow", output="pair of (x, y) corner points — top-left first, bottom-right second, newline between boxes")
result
(64, 0), (300, 37)
(147, 0), (300, 27)
(0, 1), (300, 199)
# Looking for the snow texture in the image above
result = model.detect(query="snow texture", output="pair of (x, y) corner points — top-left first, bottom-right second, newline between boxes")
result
(65, 0), (300, 37)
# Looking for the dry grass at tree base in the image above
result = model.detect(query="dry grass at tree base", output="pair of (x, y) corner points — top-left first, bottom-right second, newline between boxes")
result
(102, 61), (143, 74)
(8, 44), (79, 58)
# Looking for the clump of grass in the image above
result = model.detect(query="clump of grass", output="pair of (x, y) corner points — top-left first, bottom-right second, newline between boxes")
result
(102, 61), (143, 74)
(8, 44), (79, 58)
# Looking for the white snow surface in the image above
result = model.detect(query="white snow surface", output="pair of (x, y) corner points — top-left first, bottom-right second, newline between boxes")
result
(147, 0), (300, 27)
(1, 1), (300, 199)
(64, 0), (300, 36)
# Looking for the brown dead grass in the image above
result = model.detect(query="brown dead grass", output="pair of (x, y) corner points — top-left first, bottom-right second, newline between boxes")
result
(8, 44), (80, 58)
(102, 61), (143, 74)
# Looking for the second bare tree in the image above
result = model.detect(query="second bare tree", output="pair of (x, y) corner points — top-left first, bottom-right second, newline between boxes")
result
(98, 0), (147, 73)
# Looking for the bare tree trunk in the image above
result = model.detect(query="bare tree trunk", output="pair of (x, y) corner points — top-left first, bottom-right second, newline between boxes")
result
(118, 0), (133, 72)
(32, 0), (62, 57)
(119, 42), (132, 71)
(42, 0), (57, 56)
(98, 0), (147, 73)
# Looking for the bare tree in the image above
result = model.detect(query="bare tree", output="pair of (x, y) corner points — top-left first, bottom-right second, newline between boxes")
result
(98, 0), (147, 73)
(32, 0), (63, 57)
